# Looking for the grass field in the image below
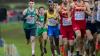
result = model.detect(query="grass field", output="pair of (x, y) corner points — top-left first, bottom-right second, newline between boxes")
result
(0, 22), (100, 56)
(0, 22), (51, 56)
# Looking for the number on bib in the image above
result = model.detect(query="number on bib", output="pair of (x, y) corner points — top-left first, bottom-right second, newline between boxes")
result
(48, 18), (57, 24)
(75, 11), (85, 20)
(62, 18), (72, 26)
(97, 12), (100, 21)
(26, 16), (35, 24)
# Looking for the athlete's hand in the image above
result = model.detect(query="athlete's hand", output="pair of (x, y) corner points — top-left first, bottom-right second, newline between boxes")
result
(36, 21), (41, 25)
(44, 24), (48, 29)
(26, 16), (32, 19)
(91, 19), (95, 24)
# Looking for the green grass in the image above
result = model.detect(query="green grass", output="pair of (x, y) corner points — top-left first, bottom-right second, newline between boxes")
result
(0, 47), (4, 56)
(0, 22), (100, 56)
(0, 22), (51, 56)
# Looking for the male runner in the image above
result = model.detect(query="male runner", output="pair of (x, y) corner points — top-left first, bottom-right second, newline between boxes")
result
(84, 0), (97, 56)
(22, 0), (37, 56)
(95, 0), (100, 54)
(45, 0), (60, 56)
(36, 6), (47, 56)
(59, 0), (75, 56)
(71, 0), (87, 55)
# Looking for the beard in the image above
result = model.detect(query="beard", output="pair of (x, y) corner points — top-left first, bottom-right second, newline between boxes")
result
(49, 8), (54, 12)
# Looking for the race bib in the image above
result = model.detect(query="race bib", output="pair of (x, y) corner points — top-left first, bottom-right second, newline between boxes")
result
(97, 12), (100, 21)
(26, 16), (35, 24)
(62, 18), (72, 26)
(75, 11), (85, 20)
(48, 18), (58, 25)
(98, 4), (100, 10)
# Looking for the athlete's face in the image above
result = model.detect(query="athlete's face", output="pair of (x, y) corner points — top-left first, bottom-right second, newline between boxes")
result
(54, 3), (58, 8)
(49, 4), (54, 11)
(39, 8), (45, 15)
(62, 0), (67, 5)
(49, 4), (54, 9)
(29, 1), (34, 8)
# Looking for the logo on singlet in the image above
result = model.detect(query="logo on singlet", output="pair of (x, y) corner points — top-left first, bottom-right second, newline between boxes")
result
(75, 11), (85, 20)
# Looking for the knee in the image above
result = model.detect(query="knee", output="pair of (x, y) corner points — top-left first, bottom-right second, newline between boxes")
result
(31, 36), (35, 42)
(69, 40), (74, 46)
(75, 31), (81, 39)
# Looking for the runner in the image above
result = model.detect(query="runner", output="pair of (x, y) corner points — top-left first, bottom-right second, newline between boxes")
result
(84, 0), (97, 56)
(95, 0), (100, 54)
(59, 0), (75, 56)
(36, 6), (47, 56)
(22, 0), (37, 56)
(45, 0), (60, 56)
(71, 0), (87, 55)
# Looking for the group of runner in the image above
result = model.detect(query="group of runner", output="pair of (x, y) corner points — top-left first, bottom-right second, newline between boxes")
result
(22, 0), (100, 56)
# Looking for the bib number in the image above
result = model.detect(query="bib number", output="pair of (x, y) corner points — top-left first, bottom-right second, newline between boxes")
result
(75, 11), (85, 20)
(97, 12), (100, 21)
(26, 16), (35, 24)
(62, 18), (72, 26)
(48, 18), (58, 24)
(98, 4), (100, 10)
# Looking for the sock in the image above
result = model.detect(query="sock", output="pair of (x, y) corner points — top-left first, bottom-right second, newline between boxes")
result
(70, 45), (74, 54)
(32, 42), (35, 55)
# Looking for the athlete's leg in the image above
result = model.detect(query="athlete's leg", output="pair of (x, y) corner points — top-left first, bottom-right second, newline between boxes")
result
(75, 30), (82, 55)
(48, 26), (55, 56)
(63, 38), (68, 56)
(86, 29), (94, 56)
(49, 36), (55, 56)
(68, 40), (74, 56)
(42, 31), (48, 53)
(54, 37), (60, 55)
(31, 36), (36, 56)
(30, 28), (36, 56)
(68, 30), (74, 56)
(96, 21), (100, 54)
(24, 29), (31, 44)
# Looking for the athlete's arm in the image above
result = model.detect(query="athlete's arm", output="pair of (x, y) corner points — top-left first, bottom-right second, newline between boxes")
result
(44, 13), (48, 28)
(85, 2), (91, 15)
(22, 9), (27, 21)
(44, 12), (47, 25)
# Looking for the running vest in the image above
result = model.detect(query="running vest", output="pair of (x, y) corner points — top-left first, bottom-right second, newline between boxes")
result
(96, 1), (100, 22)
(60, 4), (72, 26)
(38, 15), (45, 28)
(74, 3), (85, 20)
(47, 10), (58, 26)
(25, 8), (36, 24)
(24, 8), (37, 29)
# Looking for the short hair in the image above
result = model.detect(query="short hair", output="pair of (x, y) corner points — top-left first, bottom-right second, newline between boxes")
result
(39, 6), (45, 10)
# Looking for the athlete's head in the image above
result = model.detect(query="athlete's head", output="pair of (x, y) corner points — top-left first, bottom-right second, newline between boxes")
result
(49, 4), (54, 12)
(38, 7), (45, 15)
(28, 0), (35, 8)
(77, 0), (82, 2)
(48, 0), (53, 5)
(48, 0), (54, 12)
(62, 0), (67, 4)
(54, 1), (58, 8)
(62, 0), (67, 2)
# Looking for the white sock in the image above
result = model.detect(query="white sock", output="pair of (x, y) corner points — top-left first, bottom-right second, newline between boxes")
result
(32, 42), (35, 55)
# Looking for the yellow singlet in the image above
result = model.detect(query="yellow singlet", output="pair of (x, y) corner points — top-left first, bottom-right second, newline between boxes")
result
(47, 10), (58, 26)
